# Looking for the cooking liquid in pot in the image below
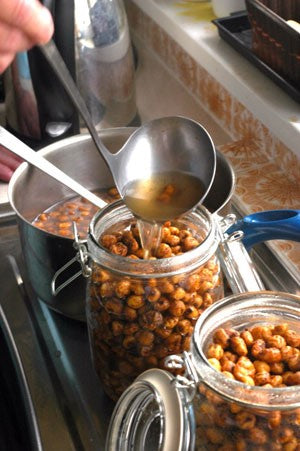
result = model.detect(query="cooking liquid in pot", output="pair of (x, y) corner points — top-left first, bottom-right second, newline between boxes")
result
(32, 187), (120, 239)
(32, 173), (204, 259)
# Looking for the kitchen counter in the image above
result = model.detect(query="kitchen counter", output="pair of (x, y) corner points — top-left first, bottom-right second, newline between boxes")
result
(128, 0), (300, 158)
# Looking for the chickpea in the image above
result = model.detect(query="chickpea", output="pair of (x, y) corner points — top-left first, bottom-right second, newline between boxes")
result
(287, 354), (300, 372)
(268, 411), (281, 429)
(123, 323), (139, 335)
(248, 427), (268, 445)
(164, 316), (179, 329)
(182, 236), (199, 251)
(169, 300), (186, 317)
(123, 306), (137, 321)
(235, 411), (256, 430)
(251, 339), (266, 359)
(146, 287), (161, 303)
(189, 294), (203, 309)
(182, 336), (191, 351)
(213, 328), (231, 348)
(155, 327), (172, 339)
(136, 330), (155, 347)
(105, 298), (123, 315)
(158, 279), (174, 294)
(231, 337), (248, 356)
(202, 292), (214, 309)
(273, 323), (289, 335)
(240, 330), (254, 347)
(115, 279), (131, 298)
(122, 335), (135, 349)
(253, 360), (270, 373)
(260, 347), (282, 363)
(110, 241), (129, 256)
(267, 334), (287, 349)
(101, 234), (118, 248)
(284, 330), (300, 348)
(111, 321), (124, 336)
(100, 282), (115, 298)
(185, 274), (201, 292)
(221, 359), (235, 373)
(269, 375), (283, 387)
(208, 358), (222, 372)
(164, 234), (181, 246)
(130, 282), (145, 295)
(127, 295), (145, 310)
(276, 427), (295, 444)
(166, 333), (182, 352)
(154, 297), (170, 312)
(176, 319), (192, 335)
(118, 361), (134, 376)
(205, 427), (226, 444)
(255, 371), (270, 386)
(207, 343), (224, 360)
(139, 311), (163, 330)
(185, 305), (201, 320)
(234, 356), (255, 377)
(250, 325), (273, 340)
(156, 243), (172, 258)
(269, 361), (285, 374)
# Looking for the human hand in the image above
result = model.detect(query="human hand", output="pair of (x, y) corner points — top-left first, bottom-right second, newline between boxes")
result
(0, 145), (23, 182)
(0, 0), (54, 73)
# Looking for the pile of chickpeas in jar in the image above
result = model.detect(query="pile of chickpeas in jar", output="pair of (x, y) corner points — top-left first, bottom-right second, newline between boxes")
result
(194, 322), (300, 451)
(86, 203), (224, 401)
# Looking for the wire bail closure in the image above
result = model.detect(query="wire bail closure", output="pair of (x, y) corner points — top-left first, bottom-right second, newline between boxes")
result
(165, 351), (199, 403)
(51, 222), (92, 296)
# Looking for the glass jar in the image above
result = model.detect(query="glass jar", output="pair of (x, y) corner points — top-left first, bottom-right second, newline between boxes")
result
(106, 291), (300, 450)
(86, 200), (224, 400)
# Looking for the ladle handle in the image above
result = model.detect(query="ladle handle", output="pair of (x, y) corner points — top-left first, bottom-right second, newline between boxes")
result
(0, 127), (106, 210)
(39, 40), (113, 166)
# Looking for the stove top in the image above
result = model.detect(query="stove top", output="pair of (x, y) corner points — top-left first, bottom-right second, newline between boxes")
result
(0, 209), (114, 450)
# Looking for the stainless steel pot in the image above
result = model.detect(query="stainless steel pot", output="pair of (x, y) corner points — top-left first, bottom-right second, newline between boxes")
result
(8, 127), (235, 321)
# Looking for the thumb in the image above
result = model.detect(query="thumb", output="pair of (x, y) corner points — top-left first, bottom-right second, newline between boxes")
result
(1, 0), (54, 44)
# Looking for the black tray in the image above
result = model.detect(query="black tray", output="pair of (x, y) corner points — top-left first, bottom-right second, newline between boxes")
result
(213, 13), (300, 104)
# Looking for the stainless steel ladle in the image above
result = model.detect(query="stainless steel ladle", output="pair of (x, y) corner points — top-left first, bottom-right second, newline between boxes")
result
(38, 40), (216, 219)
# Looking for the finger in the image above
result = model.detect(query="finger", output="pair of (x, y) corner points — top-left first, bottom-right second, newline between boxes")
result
(0, 21), (33, 53)
(0, 148), (23, 170)
(0, 145), (23, 163)
(0, 0), (54, 45)
(0, 163), (14, 182)
(0, 23), (33, 72)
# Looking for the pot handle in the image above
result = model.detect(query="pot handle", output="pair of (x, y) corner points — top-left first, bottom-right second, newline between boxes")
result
(226, 209), (300, 249)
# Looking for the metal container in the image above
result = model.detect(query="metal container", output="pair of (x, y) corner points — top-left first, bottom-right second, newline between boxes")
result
(8, 128), (235, 321)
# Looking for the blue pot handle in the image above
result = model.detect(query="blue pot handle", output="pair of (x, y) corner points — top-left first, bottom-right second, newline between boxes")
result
(227, 209), (300, 249)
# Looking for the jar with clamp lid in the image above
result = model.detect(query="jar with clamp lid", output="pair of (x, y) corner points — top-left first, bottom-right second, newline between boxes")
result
(106, 290), (300, 451)
(85, 200), (225, 401)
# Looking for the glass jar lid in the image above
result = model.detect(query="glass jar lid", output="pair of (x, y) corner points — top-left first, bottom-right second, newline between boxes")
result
(105, 369), (195, 451)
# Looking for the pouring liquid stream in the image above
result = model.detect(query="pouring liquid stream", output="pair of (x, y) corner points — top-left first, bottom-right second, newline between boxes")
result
(123, 171), (205, 259)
